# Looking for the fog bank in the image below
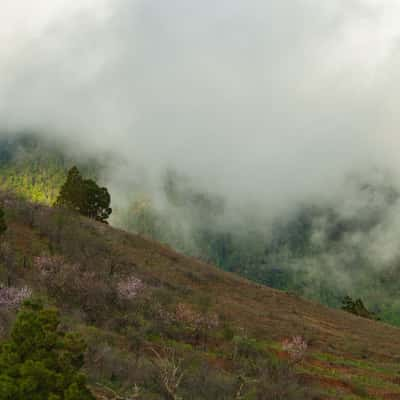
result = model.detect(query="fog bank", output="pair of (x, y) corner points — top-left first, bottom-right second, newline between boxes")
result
(2, 0), (400, 219)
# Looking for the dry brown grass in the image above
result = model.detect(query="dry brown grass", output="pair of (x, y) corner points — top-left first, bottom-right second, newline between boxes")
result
(3, 193), (400, 398)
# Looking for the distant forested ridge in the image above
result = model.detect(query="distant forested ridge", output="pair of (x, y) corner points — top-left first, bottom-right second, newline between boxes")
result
(0, 135), (67, 203)
(2, 134), (400, 326)
(117, 171), (400, 325)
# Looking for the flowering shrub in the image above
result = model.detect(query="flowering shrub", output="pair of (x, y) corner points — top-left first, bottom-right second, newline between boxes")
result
(153, 302), (175, 326)
(34, 255), (95, 291)
(117, 276), (145, 300)
(34, 255), (66, 275)
(175, 303), (219, 331)
(34, 255), (91, 286)
(175, 303), (200, 327)
(0, 286), (32, 308)
(34, 255), (113, 322)
(203, 313), (220, 330)
(282, 336), (308, 364)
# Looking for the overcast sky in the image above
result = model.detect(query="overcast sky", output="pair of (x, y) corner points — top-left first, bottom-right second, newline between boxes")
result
(1, 0), (400, 214)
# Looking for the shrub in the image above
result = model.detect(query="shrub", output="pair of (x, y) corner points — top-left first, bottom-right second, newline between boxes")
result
(0, 207), (6, 237)
(117, 276), (145, 300)
(174, 303), (219, 346)
(220, 322), (235, 342)
(254, 358), (312, 400)
(232, 335), (263, 360)
(181, 363), (237, 400)
(282, 336), (308, 364)
(0, 300), (94, 399)
(34, 255), (115, 323)
(0, 242), (17, 287)
(0, 285), (32, 308)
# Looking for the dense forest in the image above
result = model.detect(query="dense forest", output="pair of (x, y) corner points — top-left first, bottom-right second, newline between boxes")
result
(2, 135), (400, 325)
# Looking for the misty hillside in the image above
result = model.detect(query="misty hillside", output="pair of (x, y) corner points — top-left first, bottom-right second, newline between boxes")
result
(3, 191), (400, 399)
(6, 1), (400, 398)
(3, 135), (400, 327)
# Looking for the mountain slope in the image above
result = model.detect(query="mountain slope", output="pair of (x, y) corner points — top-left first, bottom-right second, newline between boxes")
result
(3, 135), (400, 329)
(1, 192), (400, 399)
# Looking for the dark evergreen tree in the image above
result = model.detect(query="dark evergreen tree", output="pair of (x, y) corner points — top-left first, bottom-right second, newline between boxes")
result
(0, 300), (94, 400)
(55, 166), (85, 212)
(341, 295), (377, 320)
(79, 179), (111, 222)
(56, 166), (112, 223)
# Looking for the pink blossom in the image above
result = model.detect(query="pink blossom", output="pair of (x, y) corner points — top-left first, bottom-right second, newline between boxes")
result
(117, 276), (145, 300)
(175, 303), (219, 330)
(34, 255), (81, 278)
(282, 336), (308, 363)
(33, 255), (65, 275)
(0, 286), (32, 308)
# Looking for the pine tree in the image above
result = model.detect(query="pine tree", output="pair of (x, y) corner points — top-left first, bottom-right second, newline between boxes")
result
(341, 295), (377, 320)
(55, 166), (85, 212)
(0, 300), (94, 399)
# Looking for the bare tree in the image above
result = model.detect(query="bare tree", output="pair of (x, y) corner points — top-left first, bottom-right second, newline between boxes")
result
(151, 348), (185, 400)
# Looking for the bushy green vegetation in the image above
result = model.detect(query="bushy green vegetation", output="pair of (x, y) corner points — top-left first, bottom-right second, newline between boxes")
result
(0, 300), (94, 400)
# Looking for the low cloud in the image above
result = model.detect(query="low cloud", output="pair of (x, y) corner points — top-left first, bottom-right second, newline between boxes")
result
(2, 1), (400, 281)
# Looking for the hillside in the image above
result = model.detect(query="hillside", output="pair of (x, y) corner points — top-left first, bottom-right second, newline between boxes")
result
(1, 192), (400, 399)
(3, 135), (400, 329)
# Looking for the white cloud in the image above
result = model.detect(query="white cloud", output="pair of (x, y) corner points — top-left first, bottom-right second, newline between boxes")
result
(1, 0), (400, 214)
